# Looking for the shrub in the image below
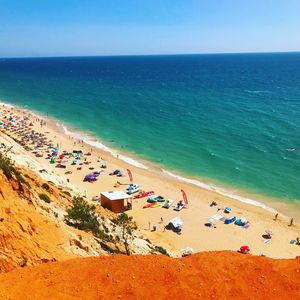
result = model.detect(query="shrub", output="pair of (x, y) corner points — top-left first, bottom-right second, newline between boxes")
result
(65, 197), (100, 236)
(154, 246), (169, 256)
(62, 190), (71, 197)
(0, 152), (27, 185)
(39, 193), (51, 203)
(42, 183), (50, 192)
(0, 152), (15, 180)
(112, 213), (137, 255)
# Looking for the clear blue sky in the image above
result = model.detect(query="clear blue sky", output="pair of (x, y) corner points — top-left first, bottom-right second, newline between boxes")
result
(0, 0), (299, 57)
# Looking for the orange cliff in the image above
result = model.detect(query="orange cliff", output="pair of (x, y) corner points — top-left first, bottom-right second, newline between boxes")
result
(0, 142), (300, 299)
(0, 167), (103, 273)
(0, 251), (299, 300)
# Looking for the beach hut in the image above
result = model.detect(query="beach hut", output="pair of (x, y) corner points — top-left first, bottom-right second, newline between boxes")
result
(100, 191), (132, 213)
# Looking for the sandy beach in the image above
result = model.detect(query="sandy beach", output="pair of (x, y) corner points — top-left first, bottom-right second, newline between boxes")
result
(1, 103), (300, 258)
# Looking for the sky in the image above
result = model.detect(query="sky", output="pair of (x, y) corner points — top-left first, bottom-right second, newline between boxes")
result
(0, 0), (299, 57)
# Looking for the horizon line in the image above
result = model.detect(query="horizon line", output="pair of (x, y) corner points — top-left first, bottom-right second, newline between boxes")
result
(1, 50), (300, 60)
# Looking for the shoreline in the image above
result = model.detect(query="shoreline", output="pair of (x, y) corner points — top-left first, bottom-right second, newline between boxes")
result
(1, 101), (300, 258)
(1, 100), (299, 219)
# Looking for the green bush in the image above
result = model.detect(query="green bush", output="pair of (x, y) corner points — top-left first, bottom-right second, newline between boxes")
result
(112, 213), (137, 255)
(39, 193), (51, 203)
(65, 197), (100, 236)
(0, 152), (26, 185)
(0, 152), (15, 180)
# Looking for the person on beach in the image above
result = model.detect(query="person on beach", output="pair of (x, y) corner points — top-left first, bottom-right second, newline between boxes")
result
(274, 213), (278, 221)
(289, 218), (294, 226)
(210, 200), (217, 207)
(160, 217), (163, 224)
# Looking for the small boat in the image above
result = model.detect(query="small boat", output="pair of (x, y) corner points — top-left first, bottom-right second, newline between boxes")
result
(135, 191), (154, 199)
(162, 199), (174, 209)
(147, 195), (158, 201)
(147, 195), (164, 203)
(174, 201), (185, 211)
(156, 196), (165, 203)
(143, 203), (155, 209)
(127, 184), (140, 195)
(151, 203), (161, 208)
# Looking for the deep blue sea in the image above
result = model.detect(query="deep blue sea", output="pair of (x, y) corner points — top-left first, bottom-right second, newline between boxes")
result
(0, 53), (299, 205)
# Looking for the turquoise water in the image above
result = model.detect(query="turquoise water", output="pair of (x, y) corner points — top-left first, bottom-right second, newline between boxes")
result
(0, 54), (299, 203)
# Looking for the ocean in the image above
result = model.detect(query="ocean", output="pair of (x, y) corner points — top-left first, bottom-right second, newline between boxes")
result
(0, 53), (299, 206)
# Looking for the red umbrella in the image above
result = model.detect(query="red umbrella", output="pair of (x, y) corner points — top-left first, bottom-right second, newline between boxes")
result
(240, 245), (250, 254)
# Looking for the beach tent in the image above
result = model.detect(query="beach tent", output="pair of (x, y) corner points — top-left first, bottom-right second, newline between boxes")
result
(169, 217), (183, 228)
(240, 245), (250, 254)
(181, 246), (194, 257)
(165, 217), (183, 233)
(84, 173), (97, 182)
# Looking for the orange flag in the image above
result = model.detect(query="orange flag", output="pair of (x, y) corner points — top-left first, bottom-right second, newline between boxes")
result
(127, 169), (133, 182)
(181, 189), (188, 206)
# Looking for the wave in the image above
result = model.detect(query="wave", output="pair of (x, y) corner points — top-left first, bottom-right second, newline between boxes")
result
(59, 124), (148, 170)
(0, 101), (15, 108)
(244, 90), (270, 94)
(162, 169), (278, 214)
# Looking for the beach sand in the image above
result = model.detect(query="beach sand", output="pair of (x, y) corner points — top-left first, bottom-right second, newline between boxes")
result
(1, 104), (300, 258)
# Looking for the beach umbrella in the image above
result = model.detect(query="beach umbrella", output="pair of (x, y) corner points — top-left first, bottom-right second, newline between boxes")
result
(181, 246), (194, 256)
(240, 245), (250, 254)
(224, 207), (231, 213)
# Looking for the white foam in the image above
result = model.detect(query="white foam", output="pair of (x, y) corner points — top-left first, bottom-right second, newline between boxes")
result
(0, 102), (279, 213)
(162, 169), (278, 213)
(60, 124), (148, 170)
(0, 101), (15, 108)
